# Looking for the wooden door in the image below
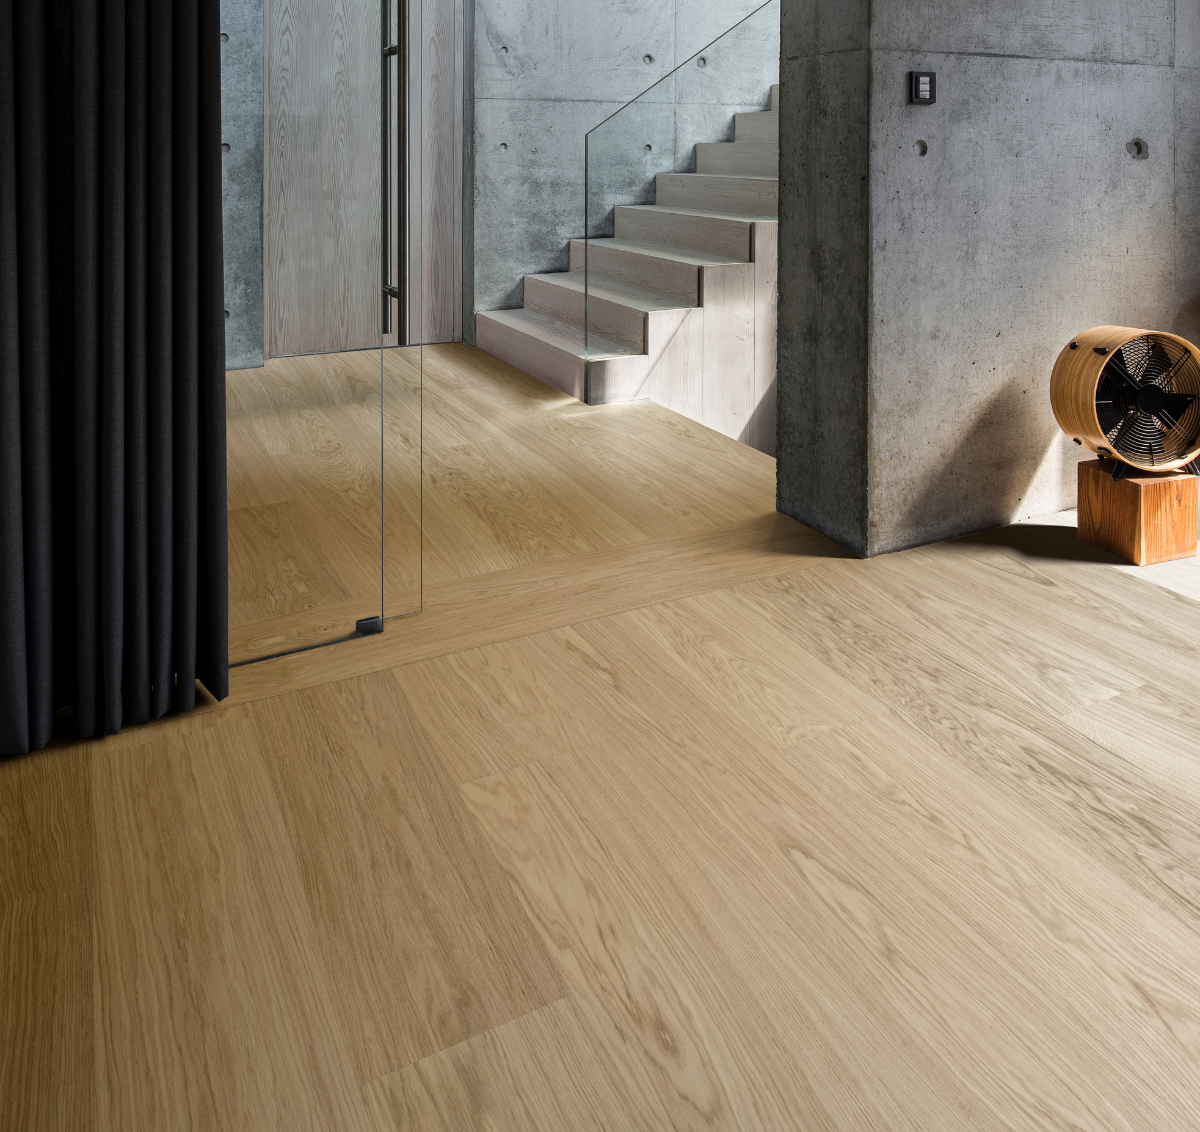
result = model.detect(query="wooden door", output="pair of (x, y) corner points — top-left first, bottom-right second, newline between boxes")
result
(265, 0), (380, 356)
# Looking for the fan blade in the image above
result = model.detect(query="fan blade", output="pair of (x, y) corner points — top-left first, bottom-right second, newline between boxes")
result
(1131, 339), (1164, 383)
(1106, 350), (1141, 391)
(1110, 414), (1139, 451)
(1158, 349), (1191, 390)
(1155, 392), (1196, 431)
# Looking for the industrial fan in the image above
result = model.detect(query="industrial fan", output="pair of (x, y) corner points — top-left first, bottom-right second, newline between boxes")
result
(1050, 325), (1200, 475)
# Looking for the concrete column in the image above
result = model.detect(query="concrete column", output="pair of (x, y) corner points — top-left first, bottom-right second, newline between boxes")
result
(221, 0), (265, 371)
(778, 0), (1200, 556)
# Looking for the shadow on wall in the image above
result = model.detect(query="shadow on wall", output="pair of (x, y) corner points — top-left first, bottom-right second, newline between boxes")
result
(892, 374), (1077, 554)
(1176, 291), (1200, 344)
(739, 380), (776, 456)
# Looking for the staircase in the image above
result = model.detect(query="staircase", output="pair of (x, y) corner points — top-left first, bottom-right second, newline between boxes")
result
(477, 85), (779, 456)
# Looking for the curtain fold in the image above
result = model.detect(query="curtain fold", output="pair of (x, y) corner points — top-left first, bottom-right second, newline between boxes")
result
(0, 0), (228, 756)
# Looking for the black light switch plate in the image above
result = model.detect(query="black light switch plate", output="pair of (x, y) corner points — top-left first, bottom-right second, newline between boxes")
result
(909, 71), (936, 104)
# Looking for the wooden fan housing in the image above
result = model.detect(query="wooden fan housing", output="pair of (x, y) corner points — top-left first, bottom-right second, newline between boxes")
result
(1050, 325), (1200, 472)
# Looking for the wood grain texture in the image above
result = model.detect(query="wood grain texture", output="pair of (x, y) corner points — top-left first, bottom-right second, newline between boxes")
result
(247, 669), (564, 1082)
(700, 263), (755, 441)
(614, 206), (753, 260)
(419, 0), (464, 344)
(1078, 459), (1198, 565)
(17, 327), (1200, 1128)
(0, 749), (93, 1132)
(265, 0), (381, 355)
(478, 99), (778, 454)
(223, 510), (844, 712)
(1049, 327), (1200, 471)
(733, 110), (778, 142)
(655, 173), (778, 215)
(228, 341), (786, 665)
(459, 566), (1200, 1129)
(91, 719), (375, 1131)
(695, 141), (779, 176)
(364, 998), (652, 1132)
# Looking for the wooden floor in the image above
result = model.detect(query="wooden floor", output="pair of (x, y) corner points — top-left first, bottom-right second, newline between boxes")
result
(7, 345), (1200, 1130)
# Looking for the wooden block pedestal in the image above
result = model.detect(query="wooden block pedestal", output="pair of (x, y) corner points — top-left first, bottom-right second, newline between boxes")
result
(1078, 459), (1198, 566)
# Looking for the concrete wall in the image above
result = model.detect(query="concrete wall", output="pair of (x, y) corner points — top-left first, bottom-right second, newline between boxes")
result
(220, 0), (265, 371)
(469, 0), (778, 336)
(778, 0), (1200, 556)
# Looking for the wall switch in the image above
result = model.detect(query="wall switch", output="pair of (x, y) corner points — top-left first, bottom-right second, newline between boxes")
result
(909, 71), (936, 105)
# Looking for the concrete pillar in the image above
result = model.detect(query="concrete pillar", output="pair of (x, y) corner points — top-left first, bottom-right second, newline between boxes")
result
(777, 0), (1200, 557)
(221, 0), (265, 371)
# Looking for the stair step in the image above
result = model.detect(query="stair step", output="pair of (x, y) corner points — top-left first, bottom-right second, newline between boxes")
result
(615, 205), (768, 261)
(476, 308), (646, 402)
(696, 141), (778, 177)
(525, 272), (672, 351)
(655, 173), (777, 216)
(568, 237), (746, 306)
(771, 83), (779, 111)
(734, 110), (778, 142)
(478, 308), (637, 361)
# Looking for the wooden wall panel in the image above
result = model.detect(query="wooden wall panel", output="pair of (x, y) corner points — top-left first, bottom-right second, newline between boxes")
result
(267, 0), (463, 356)
(409, 0), (464, 344)
(265, 0), (381, 356)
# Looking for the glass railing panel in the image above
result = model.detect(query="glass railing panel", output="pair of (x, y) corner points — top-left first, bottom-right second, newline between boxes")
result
(382, 0), (424, 626)
(584, 1), (779, 409)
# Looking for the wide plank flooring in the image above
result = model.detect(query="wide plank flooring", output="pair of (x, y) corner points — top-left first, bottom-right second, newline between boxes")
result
(226, 344), (778, 662)
(6, 343), (1200, 1130)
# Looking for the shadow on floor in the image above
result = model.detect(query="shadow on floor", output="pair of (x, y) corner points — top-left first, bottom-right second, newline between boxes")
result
(961, 522), (1127, 564)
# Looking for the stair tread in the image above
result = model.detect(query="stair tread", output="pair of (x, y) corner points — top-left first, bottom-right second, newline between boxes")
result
(575, 236), (749, 268)
(618, 203), (775, 225)
(662, 172), (778, 184)
(526, 272), (692, 313)
(477, 308), (643, 360)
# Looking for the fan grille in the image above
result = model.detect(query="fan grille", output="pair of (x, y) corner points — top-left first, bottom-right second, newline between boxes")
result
(1095, 334), (1200, 466)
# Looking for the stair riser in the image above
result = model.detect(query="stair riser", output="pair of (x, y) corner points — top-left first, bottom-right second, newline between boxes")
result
(569, 240), (699, 306)
(476, 313), (585, 400)
(696, 143), (778, 178)
(655, 174), (777, 217)
(614, 207), (751, 261)
(524, 276), (647, 352)
(733, 110), (778, 142)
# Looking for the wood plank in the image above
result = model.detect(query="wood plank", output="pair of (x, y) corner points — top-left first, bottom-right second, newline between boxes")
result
(640, 307), (704, 418)
(701, 262), (755, 441)
(221, 512), (849, 711)
(655, 173), (777, 214)
(454, 575), (1200, 1129)
(364, 998), (653, 1132)
(228, 500), (351, 627)
(394, 581), (877, 788)
(461, 761), (838, 1131)
(92, 719), (374, 1131)
(695, 142), (779, 177)
(614, 205), (753, 260)
(420, 0), (464, 344)
(265, 0), (379, 355)
(249, 670), (563, 1081)
(733, 110), (778, 142)
(0, 748), (94, 1132)
(570, 239), (702, 306)
(523, 274), (649, 352)
(723, 561), (1200, 931)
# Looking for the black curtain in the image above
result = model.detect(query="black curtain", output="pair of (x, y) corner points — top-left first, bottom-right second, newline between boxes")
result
(0, 0), (228, 755)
